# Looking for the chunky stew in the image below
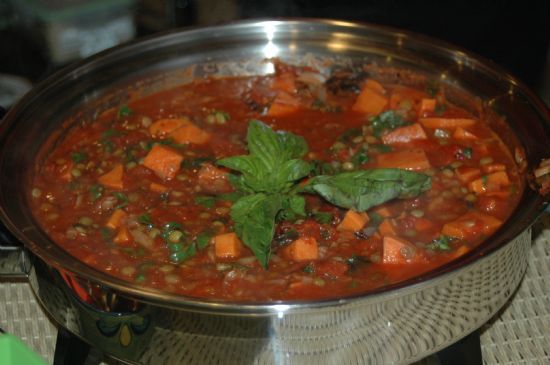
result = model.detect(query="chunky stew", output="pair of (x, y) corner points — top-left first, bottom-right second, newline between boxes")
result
(30, 62), (522, 301)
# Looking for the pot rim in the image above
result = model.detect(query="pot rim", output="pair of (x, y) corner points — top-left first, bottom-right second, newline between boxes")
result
(1, 18), (549, 315)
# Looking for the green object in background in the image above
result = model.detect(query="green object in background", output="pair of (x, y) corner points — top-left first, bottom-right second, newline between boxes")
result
(0, 333), (47, 365)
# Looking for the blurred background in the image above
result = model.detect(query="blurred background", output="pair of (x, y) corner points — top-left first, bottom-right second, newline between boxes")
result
(0, 0), (548, 108)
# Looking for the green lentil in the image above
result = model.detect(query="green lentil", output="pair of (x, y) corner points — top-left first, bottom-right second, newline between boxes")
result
(480, 157), (494, 165)
(78, 217), (93, 226)
(410, 209), (424, 218)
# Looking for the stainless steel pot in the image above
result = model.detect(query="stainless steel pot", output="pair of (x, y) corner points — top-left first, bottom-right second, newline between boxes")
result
(0, 19), (549, 364)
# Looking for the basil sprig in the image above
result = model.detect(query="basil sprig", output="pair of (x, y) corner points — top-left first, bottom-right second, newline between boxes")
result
(218, 120), (431, 268)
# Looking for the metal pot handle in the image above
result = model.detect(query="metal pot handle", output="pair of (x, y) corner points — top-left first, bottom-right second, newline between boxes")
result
(0, 222), (29, 278)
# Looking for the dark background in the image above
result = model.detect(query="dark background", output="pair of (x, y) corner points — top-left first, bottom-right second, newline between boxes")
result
(0, 0), (548, 105)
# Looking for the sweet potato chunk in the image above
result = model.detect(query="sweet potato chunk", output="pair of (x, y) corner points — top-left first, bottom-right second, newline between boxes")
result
(441, 211), (502, 240)
(98, 164), (124, 190)
(106, 209), (127, 230)
(286, 237), (319, 262)
(381, 123), (427, 145)
(214, 232), (243, 259)
(352, 86), (388, 115)
(376, 149), (431, 171)
(142, 145), (183, 180)
(382, 235), (423, 264)
(337, 210), (369, 232)
(419, 117), (476, 129)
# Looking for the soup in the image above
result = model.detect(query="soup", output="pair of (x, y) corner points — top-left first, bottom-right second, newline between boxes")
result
(29, 62), (522, 301)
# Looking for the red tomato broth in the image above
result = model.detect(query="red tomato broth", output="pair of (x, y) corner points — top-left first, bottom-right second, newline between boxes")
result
(29, 63), (523, 302)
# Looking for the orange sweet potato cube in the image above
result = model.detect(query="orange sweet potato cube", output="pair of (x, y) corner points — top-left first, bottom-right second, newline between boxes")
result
(143, 145), (183, 180)
(286, 237), (319, 262)
(98, 164), (124, 190)
(338, 210), (369, 232)
(352, 87), (388, 116)
(106, 209), (127, 230)
(214, 232), (243, 259)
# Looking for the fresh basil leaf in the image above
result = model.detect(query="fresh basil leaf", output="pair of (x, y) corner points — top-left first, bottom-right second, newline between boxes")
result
(304, 168), (431, 212)
(230, 193), (282, 268)
(218, 121), (310, 193)
(370, 111), (410, 138)
(279, 194), (306, 221)
(247, 120), (308, 165)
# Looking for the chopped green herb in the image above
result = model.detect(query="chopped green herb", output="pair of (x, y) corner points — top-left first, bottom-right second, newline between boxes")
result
(482, 175), (488, 187)
(112, 192), (129, 208)
(195, 231), (213, 249)
(89, 184), (104, 201)
(370, 110), (410, 138)
(310, 211), (333, 224)
(169, 245), (197, 263)
(302, 263), (315, 273)
(350, 147), (369, 165)
(100, 227), (113, 241)
(138, 213), (153, 228)
(71, 151), (88, 163)
(426, 235), (454, 251)
(118, 105), (132, 117)
(456, 147), (473, 160)
(102, 129), (119, 139)
(195, 196), (216, 208)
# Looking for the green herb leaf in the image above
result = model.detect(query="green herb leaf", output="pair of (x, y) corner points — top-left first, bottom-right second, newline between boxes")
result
(370, 111), (410, 138)
(304, 169), (431, 212)
(112, 192), (129, 208)
(195, 231), (213, 249)
(350, 147), (369, 165)
(194, 196), (216, 208)
(230, 193), (282, 268)
(218, 121), (311, 193)
(427, 235), (454, 251)
(278, 194), (306, 222)
(118, 105), (132, 117)
(71, 151), (88, 163)
(138, 213), (153, 228)
(310, 211), (333, 224)
(89, 184), (104, 201)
